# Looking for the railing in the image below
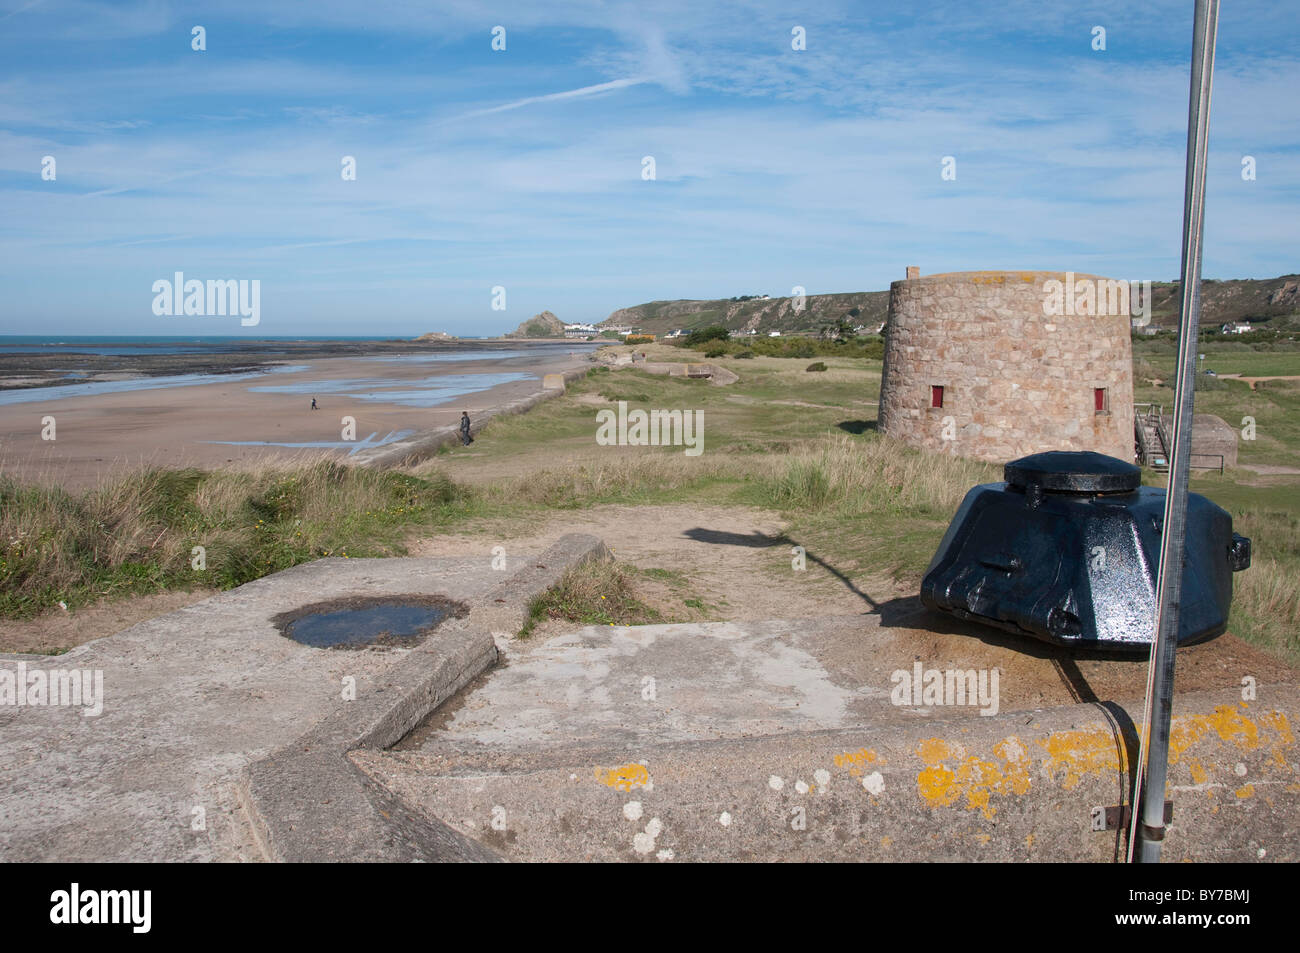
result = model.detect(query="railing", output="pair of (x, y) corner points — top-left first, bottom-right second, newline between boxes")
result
(1154, 417), (1172, 460)
(1133, 404), (1169, 469)
(1134, 404), (1224, 473)
(1189, 452), (1225, 474)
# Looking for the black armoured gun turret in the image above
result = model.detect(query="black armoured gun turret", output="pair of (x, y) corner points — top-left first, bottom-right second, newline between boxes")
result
(920, 451), (1250, 651)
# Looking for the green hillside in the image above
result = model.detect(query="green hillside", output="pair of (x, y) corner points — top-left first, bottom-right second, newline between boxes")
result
(602, 274), (1300, 336)
(602, 292), (889, 336)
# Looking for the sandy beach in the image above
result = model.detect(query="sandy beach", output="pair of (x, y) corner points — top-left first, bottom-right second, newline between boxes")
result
(0, 342), (593, 489)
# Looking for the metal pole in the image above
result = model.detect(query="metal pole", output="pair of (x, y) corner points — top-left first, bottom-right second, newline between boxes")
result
(1128, 0), (1219, 863)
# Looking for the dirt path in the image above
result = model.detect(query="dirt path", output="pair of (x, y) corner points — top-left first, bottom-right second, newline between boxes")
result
(1216, 374), (1300, 391)
(408, 503), (905, 630)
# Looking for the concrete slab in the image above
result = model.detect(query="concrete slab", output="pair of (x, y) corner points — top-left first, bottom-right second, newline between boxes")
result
(0, 548), (552, 861)
(236, 534), (613, 862)
(399, 610), (1297, 753)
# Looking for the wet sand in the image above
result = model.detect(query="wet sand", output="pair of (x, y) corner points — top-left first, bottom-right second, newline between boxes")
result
(0, 343), (592, 490)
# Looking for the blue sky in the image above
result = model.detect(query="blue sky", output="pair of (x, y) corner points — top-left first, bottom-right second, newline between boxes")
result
(1, 0), (1296, 337)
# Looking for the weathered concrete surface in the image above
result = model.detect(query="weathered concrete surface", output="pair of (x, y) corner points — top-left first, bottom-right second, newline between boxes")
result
(372, 611), (1298, 862)
(403, 618), (912, 753)
(361, 685), (1299, 863)
(399, 609), (1297, 752)
(239, 614), (502, 862)
(1159, 413), (1238, 468)
(348, 366), (591, 469)
(240, 534), (611, 862)
(635, 362), (738, 385)
(0, 544), (575, 862)
(470, 534), (612, 637)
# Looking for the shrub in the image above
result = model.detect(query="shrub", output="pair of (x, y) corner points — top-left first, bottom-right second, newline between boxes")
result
(625, 335), (655, 345)
(683, 325), (730, 347)
(806, 361), (827, 372)
(703, 345), (727, 358)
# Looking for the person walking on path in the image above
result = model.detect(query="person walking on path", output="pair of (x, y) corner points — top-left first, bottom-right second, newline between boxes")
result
(460, 411), (473, 446)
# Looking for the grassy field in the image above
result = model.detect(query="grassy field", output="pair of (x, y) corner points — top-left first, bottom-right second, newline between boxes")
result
(3, 339), (1297, 664)
(1134, 341), (1300, 471)
(1133, 332), (1300, 378)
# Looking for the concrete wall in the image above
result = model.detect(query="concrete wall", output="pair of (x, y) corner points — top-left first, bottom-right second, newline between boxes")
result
(878, 271), (1135, 463)
(1161, 413), (1239, 468)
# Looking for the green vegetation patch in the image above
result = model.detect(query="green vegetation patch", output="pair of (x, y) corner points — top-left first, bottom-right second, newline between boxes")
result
(519, 559), (663, 638)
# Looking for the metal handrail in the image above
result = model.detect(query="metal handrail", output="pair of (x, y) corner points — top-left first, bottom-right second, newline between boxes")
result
(1189, 452), (1225, 474)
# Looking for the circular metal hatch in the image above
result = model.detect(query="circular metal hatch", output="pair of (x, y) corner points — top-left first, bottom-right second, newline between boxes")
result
(1004, 451), (1141, 494)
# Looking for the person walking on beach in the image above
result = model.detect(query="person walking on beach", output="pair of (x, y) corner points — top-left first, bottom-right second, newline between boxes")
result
(460, 411), (472, 446)
(311, 397), (318, 410)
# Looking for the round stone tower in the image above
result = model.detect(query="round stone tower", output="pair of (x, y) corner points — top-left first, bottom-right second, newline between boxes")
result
(877, 270), (1135, 463)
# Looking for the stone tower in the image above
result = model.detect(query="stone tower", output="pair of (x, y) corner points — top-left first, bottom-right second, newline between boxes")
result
(877, 269), (1134, 463)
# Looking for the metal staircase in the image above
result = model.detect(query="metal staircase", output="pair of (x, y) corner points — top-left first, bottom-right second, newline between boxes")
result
(1134, 403), (1170, 470)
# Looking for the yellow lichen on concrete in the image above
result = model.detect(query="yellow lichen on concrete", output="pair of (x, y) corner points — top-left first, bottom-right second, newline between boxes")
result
(917, 738), (957, 763)
(1168, 706), (1294, 782)
(834, 747), (885, 778)
(595, 763), (650, 791)
(917, 762), (961, 809)
(911, 707), (1296, 823)
(1259, 710), (1294, 771)
(1260, 710), (1294, 744)
(914, 736), (1031, 819)
(1036, 727), (1123, 790)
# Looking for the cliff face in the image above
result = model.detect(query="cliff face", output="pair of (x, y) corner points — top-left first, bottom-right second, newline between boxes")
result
(506, 310), (566, 338)
(1147, 275), (1300, 327)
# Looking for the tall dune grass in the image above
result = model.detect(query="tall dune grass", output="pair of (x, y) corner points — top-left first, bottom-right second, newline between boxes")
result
(0, 460), (461, 617)
(1230, 507), (1300, 663)
(759, 434), (997, 516)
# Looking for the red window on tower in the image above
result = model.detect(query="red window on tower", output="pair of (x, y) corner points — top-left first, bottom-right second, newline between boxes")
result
(1094, 388), (1108, 413)
(931, 385), (944, 409)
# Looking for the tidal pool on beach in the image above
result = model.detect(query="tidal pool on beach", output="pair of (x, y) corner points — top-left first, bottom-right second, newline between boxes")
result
(247, 372), (536, 407)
